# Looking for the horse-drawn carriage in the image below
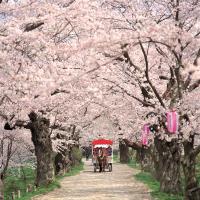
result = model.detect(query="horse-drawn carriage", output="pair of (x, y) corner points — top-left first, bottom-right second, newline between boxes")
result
(92, 139), (113, 172)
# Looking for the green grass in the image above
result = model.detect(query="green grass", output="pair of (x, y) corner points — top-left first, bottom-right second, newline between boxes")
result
(4, 167), (35, 200)
(57, 162), (84, 179)
(132, 157), (200, 200)
(127, 158), (140, 169)
(135, 172), (183, 200)
(4, 162), (84, 200)
(16, 181), (61, 200)
(126, 157), (184, 200)
(113, 154), (119, 162)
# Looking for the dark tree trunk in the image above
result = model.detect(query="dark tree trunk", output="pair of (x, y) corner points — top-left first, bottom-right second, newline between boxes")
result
(136, 149), (141, 163)
(123, 139), (154, 172)
(183, 141), (200, 200)
(140, 147), (153, 172)
(54, 152), (71, 175)
(55, 153), (64, 175)
(154, 137), (182, 194)
(28, 112), (55, 186)
(150, 144), (161, 181)
(119, 140), (129, 163)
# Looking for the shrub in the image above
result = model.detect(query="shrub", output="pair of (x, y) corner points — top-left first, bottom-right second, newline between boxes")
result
(71, 147), (82, 165)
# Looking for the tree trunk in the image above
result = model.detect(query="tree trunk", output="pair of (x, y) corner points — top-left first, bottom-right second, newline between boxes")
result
(123, 139), (153, 170)
(183, 141), (200, 200)
(119, 140), (129, 163)
(54, 153), (64, 175)
(154, 137), (182, 194)
(140, 147), (153, 172)
(55, 151), (72, 175)
(28, 112), (55, 186)
(136, 149), (141, 163)
(150, 142), (162, 181)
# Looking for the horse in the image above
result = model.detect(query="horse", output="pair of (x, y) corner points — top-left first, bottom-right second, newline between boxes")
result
(97, 149), (107, 172)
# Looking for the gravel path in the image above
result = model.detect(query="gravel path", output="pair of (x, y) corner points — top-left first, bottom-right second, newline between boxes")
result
(33, 160), (152, 200)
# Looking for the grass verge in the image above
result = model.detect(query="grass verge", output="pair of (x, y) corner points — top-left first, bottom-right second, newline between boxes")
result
(113, 154), (119, 162)
(127, 158), (183, 200)
(135, 172), (183, 200)
(127, 158), (140, 169)
(4, 162), (84, 200)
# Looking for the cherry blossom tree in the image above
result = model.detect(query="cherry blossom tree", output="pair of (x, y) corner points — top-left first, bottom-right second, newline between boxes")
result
(83, 0), (200, 196)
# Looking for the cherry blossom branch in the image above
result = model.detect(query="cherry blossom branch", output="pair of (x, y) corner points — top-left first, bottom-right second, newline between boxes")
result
(52, 21), (70, 39)
(156, 14), (173, 24)
(24, 21), (44, 32)
(121, 48), (141, 71)
(51, 89), (70, 96)
(194, 48), (200, 66)
(63, 0), (76, 8)
(139, 40), (166, 108)
(148, 38), (182, 66)
(183, 74), (192, 90)
(188, 80), (200, 92)
(4, 120), (30, 130)
(0, 112), (8, 120)
(123, 139), (142, 150)
(113, 47), (154, 101)
(0, 95), (16, 106)
(102, 77), (155, 108)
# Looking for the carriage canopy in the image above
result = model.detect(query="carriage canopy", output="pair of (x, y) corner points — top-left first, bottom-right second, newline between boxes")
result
(92, 139), (113, 146)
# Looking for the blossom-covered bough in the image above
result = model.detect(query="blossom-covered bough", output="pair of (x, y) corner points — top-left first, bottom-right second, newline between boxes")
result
(91, 0), (200, 198)
(0, 0), (100, 189)
(0, 0), (129, 191)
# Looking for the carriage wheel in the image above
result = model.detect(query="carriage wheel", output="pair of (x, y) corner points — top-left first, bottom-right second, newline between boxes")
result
(108, 164), (112, 172)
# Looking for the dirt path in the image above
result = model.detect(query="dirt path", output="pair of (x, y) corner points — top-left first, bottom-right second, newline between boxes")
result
(33, 160), (152, 200)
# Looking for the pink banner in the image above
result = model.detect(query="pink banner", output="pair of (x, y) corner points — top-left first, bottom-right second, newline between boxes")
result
(141, 124), (150, 146)
(167, 111), (179, 133)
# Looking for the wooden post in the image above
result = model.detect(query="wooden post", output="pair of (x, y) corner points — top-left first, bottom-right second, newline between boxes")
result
(26, 186), (29, 193)
(11, 192), (15, 200)
(63, 168), (66, 175)
(17, 190), (21, 198)
(29, 184), (33, 192)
